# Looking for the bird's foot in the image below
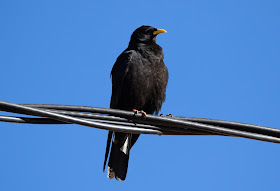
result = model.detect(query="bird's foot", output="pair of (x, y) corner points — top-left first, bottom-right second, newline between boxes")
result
(132, 109), (146, 117)
(159, 113), (173, 117)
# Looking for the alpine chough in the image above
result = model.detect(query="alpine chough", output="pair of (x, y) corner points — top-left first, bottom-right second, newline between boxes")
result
(103, 25), (168, 181)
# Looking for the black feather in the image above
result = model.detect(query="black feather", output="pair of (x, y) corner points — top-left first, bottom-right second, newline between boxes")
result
(104, 25), (168, 181)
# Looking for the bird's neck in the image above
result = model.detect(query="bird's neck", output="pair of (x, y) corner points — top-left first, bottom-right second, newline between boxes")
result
(128, 42), (158, 50)
(128, 39), (157, 48)
(128, 43), (163, 59)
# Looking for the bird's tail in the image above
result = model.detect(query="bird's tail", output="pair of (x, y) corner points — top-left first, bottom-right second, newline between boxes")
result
(105, 132), (139, 181)
(103, 131), (113, 172)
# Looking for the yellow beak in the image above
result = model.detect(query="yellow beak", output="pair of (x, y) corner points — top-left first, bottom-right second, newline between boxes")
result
(153, 29), (167, 35)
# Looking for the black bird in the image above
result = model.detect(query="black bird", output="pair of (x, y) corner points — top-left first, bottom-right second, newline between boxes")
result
(103, 26), (168, 181)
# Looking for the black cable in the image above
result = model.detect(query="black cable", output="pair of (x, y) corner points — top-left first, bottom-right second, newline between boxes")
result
(0, 115), (210, 136)
(0, 115), (65, 124)
(175, 117), (280, 138)
(19, 103), (280, 143)
(0, 103), (220, 135)
(0, 100), (280, 143)
(45, 109), (209, 135)
(0, 101), (162, 134)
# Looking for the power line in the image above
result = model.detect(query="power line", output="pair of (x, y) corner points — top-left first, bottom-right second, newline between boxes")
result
(0, 100), (279, 143)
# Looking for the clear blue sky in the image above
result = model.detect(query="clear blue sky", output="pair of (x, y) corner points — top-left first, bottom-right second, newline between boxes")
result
(1, 0), (280, 190)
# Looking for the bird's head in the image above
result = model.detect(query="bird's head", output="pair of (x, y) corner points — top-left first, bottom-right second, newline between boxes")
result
(129, 26), (167, 45)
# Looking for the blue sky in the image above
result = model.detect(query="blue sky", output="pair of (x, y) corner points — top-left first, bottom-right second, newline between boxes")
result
(1, 0), (280, 190)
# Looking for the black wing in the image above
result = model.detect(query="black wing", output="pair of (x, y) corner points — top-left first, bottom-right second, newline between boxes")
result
(110, 50), (135, 109)
(103, 50), (135, 172)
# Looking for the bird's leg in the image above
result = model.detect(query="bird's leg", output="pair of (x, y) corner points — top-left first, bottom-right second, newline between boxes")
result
(132, 109), (146, 117)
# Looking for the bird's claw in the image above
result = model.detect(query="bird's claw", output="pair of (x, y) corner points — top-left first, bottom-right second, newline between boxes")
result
(132, 109), (146, 118)
(159, 113), (173, 117)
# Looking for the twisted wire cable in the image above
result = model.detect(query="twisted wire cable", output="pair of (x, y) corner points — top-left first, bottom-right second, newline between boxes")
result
(0, 100), (279, 143)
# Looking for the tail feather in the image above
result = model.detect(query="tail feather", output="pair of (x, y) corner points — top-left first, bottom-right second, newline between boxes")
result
(108, 133), (131, 181)
(103, 131), (113, 171)
(107, 166), (115, 179)
(104, 132), (140, 181)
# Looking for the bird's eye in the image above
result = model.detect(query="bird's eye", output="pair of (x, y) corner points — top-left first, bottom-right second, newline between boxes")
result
(144, 28), (151, 33)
